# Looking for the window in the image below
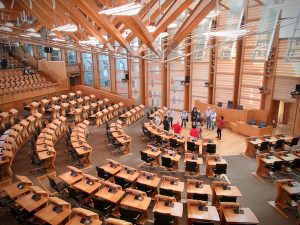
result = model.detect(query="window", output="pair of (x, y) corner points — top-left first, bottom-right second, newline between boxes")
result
(98, 54), (110, 91)
(24, 44), (33, 57)
(66, 50), (76, 65)
(38, 45), (48, 59)
(147, 62), (162, 107)
(131, 58), (140, 103)
(51, 48), (61, 61)
(82, 52), (93, 86)
(115, 52), (129, 97)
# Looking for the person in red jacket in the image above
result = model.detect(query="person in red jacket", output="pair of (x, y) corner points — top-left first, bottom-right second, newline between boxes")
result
(190, 124), (199, 138)
(172, 121), (182, 134)
(217, 116), (224, 139)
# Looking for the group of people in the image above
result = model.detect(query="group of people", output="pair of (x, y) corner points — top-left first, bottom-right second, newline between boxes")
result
(152, 107), (224, 140)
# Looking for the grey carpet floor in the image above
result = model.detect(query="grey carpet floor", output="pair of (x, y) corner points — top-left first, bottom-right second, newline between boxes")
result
(0, 116), (298, 225)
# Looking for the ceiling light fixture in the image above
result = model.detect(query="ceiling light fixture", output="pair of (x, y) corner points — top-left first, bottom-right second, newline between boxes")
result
(147, 25), (156, 32)
(79, 36), (99, 45)
(99, 2), (141, 16)
(0, 26), (12, 32)
(52, 23), (77, 32)
(27, 32), (41, 38)
(158, 32), (168, 38)
(4, 22), (14, 27)
(206, 10), (220, 18)
(0, 1), (4, 9)
(167, 23), (177, 29)
(204, 29), (249, 37)
(200, 18), (208, 25)
(26, 28), (36, 33)
(52, 37), (65, 42)
(48, 32), (57, 36)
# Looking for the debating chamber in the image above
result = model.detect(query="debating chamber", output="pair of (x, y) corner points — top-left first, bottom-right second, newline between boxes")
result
(0, 0), (299, 224)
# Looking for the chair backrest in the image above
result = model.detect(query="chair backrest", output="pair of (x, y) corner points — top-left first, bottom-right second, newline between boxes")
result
(217, 102), (222, 107)
(186, 161), (198, 172)
(292, 158), (300, 169)
(161, 157), (173, 168)
(154, 212), (173, 225)
(119, 206), (141, 223)
(187, 141), (196, 152)
(260, 141), (269, 151)
(275, 139), (285, 149)
(96, 166), (111, 180)
(219, 195), (237, 202)
(206, 144), (216, 154)
(91, 196), (112, 213)
(169, 138), (178, 147)
(159, 188), (175, 197)
(291, 137), (300, 146)
(214, 163), (227, 175)
(192, 193), (208, 201)
(227, 100), (233, 109)
(236, 105), (243, 110)
(47, 176), (58, 190)
(114, 176), (126, 189)
(140, 151), (149, 162)
(66, 185), (77, 198)
(272, 161), (284, 171)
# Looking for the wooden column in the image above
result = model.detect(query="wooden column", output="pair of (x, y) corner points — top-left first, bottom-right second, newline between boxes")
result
(140, 55), (146, 105)
(293, 98), (300, 136)
(162, 38), (168, 107)
(234, 39), (243, 106)
(184, 33), (192, 111)
(127, 58), (132, 98)
(92, 51), (100, 89)
(109, 55), (117, 94)
(61, 48), (66, 61)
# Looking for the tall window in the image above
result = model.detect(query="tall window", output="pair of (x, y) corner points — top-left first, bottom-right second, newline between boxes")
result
(51, 48), (61, 61)
(66, 50), (76, 64)
(24, 44), (33, 57)
(98, 54), (110, 91)
(131, 58), (140, 103)
(82, 52), (93, 86)
(115, 50), (129, 97)
(148, 62), (162, 107)
(38, 45), (47, 59)
(169, 60), (185, 110)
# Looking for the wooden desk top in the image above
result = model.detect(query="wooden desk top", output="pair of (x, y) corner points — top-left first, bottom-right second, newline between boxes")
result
(116, 136), (131, 144)
(38, 150), (56, 160)
(207, 158), (227, 166)
(215, 185), (242, 197)
(94, 187), (125, 204)
(187, 183), (212, 195)
(160, 180), (184, 193)
(73, 180), (101, 194)
(15, 192), (48, 212)
(262, 136), (278, 143)
(278, 153), (299, 162)
(137, 175), (161, 188)
(58, 171), (83, 185)
(101, 163), (122, 175)
(143, 148), (162, 157)
(3, 181), (31, 198)
(153, 201), (183, 217)
(66, 215), (101, 225)
(184, 155), (203, 165)
(162, 152), (181, 162)
(115, 170), (140, 182)
(121, 193), (151, 211)
(35, 204), (71, 225)
(282, 182), (300, 194)
(188, 205), (220, 221)
(105, 218), (131, 225)
(223, 208), (259, 224)
(261, 156), (282, 164)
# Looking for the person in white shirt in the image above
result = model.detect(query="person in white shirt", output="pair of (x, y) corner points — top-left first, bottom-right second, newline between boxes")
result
(205, 107), (212, 129)
(152, 113), (161, 127)
(181, 110), (188, 128)
(167, 109), (174, 126)
(210, 109), (217, 130)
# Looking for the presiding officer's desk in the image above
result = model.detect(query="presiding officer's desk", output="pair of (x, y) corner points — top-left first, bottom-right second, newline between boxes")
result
(195, 101), (273, 137)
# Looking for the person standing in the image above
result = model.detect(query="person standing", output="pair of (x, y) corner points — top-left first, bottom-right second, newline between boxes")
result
(172, 121), (182, 134)
(196, 113), (203, 126)
(197, 122), (203, 139)
(205, 107), (212, 129)
(210, 109), (217, 130)
(163, 116), (170, 131)
(181, 110), (188, 128)
(191, 107), (198, 125)
(152, 113), (161, 127)
(167, 108), (174, 127)
(1, 56), (7, 69)
(190, 125), (199, 139)
(217, 116), (224, 140)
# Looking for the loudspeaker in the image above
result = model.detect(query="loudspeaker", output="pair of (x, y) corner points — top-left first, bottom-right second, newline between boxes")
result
(184, 76), (190, 84)
(44, 47), (53, 53)
(124, 73), (129, 80)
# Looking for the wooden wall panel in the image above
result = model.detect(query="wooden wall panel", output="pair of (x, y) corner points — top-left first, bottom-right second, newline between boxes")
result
(191, 61), (209, 107)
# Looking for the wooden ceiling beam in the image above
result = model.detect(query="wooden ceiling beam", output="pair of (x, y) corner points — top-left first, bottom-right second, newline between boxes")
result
(164, 0), (216, 56)
(56, 0), (114, 51)
(72, 0), (134, 55)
